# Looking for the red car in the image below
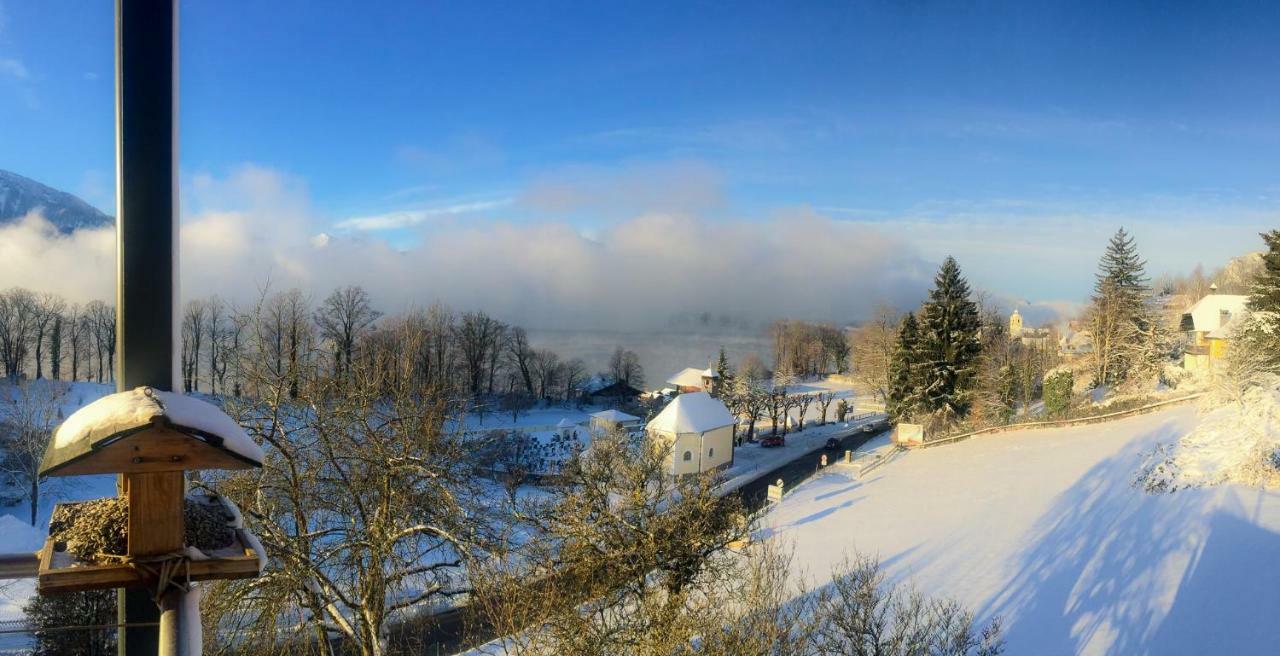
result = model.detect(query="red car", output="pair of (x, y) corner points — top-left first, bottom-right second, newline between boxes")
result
(760, 435), (785, 448)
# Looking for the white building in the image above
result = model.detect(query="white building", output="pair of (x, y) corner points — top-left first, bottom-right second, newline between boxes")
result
(646, 391), (734, 476)
(1180, 290), (1249, 335)
(589, 409), (644, 438)
(1180, 290), (1251, 372)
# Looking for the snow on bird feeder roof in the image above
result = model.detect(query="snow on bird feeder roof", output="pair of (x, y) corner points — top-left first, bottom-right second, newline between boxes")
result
(40, 386), (264, 477)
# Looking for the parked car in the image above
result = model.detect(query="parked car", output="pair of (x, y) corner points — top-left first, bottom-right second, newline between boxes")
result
(861, 423), (876, 433)
(760, 435), (785, 448)
(824, 437), (841, 450)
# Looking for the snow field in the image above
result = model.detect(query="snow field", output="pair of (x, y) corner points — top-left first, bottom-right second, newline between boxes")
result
(763, 405), (1280, 655)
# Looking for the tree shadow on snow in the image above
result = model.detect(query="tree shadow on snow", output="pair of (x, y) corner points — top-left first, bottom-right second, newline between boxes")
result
(978, 419), (1280, 655)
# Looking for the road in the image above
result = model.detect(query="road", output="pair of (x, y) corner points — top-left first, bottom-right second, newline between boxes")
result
(731, 419), (891, 512)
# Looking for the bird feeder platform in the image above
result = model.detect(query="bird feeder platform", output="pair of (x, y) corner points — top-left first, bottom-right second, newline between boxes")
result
(36, 495), (264, 595)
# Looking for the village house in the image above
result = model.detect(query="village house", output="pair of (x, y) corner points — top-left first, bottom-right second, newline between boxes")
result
(665, 363), (720, 394)
(646, 391), (735, 476)
(589, 408), (645, 438)
(1180, 286), (1250, 373)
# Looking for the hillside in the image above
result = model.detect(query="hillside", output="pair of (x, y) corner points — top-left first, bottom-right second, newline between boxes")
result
(0, 169), (112, 233)
(763, 405), (1280, 655)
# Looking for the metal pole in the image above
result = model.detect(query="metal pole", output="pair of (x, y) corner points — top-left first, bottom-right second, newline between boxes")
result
(115, 0), (180, 654)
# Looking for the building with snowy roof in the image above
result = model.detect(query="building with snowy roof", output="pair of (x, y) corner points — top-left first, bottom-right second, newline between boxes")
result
(646, 391), (734, 476)
(589, 409), (644, 437)
(665, 363), (720, 394)
(1180, 289), (1250, 373)
(1177, 288), (1249, 374)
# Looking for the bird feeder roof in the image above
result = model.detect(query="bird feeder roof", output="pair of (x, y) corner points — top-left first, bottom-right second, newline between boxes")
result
(40, 387), (265, 477)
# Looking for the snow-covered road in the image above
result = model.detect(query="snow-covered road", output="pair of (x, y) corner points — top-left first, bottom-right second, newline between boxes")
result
(764, 405), (1280, 655)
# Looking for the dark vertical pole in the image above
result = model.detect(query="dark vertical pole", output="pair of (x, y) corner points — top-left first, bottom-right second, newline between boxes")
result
(115, 0), (178, 654)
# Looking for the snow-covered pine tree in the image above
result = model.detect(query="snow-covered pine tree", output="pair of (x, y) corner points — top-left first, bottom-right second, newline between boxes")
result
(1242, 229), (1280, 372)
(886, 312), (922, 422)
(916, 257), (983, 427)
(1089, 228), (1155, 387)
(715, 346), (733, 396)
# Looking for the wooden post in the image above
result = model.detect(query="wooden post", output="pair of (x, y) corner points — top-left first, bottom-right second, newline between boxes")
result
(115, 0), (179, 652)
(124, 473), (185, 557)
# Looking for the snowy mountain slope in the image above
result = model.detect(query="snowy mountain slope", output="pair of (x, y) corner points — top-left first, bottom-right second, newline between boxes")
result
(0, 169), (112, 233)
(764, 406), (1280, 655)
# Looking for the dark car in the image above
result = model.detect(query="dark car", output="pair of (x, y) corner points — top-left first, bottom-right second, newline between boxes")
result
(824, 437), (841, 450)
(861, 423), (877, 433)
(760, 435), (785, 448)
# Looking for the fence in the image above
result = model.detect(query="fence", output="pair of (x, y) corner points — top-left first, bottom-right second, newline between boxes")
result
(914, 392), (1206, 449)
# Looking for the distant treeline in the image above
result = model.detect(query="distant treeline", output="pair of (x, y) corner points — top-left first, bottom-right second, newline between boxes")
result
(0, 285), (646, 405)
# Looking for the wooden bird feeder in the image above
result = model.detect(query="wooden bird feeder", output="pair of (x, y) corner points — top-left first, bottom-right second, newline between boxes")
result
(36, 387), (266, 594)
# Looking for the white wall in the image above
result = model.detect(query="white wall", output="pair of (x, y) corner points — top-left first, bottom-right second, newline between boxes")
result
(661, 424), (734, 476)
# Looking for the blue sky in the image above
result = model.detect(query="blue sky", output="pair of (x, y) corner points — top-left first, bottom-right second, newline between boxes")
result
(1, 1), (1279, 322)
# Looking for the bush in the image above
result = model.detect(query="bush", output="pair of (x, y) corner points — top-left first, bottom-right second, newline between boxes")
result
(1044, 369), (1074, 418)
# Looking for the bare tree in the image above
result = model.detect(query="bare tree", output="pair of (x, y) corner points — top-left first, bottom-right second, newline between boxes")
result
(85, 301), (116, 383)
(30, 293), (65, 380)
(205, 304), (483, 656)
(507, 326), (537, 396)
(767, 388), (787, 436)
(850, 304), (900, 402)
(561, 357), (588, 402)
(314, 285), (381, 379)
(205, 296), (231, 395)
(811, 555), (1004, 656)
(608, 346), (645, 389)
(736, 384), (768, 443)
(529, 348), (561, 400)
(1, 381), (67, 524)
(816, 391), (836, 426)
(66, 304), (86, 382)
(471, 430), (750, 655)
(787, 393), (814, 432)
(181, 299), (208, 392)
(423, 303), (457, 391)
(454, 311), (504, 397)
(0, 288), (38, 380)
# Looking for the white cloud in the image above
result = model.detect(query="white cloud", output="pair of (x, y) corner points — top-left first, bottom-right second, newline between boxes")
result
(7, 163), (1273, 333)
(336, 198), (512, 231)
(0, 165), (931, 331)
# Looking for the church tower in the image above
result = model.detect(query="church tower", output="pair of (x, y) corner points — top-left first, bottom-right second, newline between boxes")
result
(1009, 308), (1024, 339)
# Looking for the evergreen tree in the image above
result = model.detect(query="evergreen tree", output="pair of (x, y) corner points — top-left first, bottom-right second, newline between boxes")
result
(1249, 229), (1280, 313)
(1242, 229), (1280, 371)
(1089, 228), (1155, 387)
(916, 257), (983, 427)
(49, 314), (63, 380)
(886, 312), (922, 422)
(714, 346), (732, 396)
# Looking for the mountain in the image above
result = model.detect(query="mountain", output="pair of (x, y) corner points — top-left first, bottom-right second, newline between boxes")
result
(0, 169), (113, 233)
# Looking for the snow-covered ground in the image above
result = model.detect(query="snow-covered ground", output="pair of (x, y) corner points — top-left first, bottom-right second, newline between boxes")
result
(1138, 381), (1280, 492)
(763, 405), (1280, 655)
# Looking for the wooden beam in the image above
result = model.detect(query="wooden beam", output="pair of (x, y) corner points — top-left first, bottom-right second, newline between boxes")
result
(125, 472), (185, 557)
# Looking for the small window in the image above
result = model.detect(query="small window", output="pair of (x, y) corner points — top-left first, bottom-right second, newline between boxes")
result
(708, 448), (715, 458)
(682, 451), (692, 462)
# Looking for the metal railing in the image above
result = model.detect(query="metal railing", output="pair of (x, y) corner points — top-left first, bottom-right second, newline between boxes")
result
(915, 393), (1206, 449)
